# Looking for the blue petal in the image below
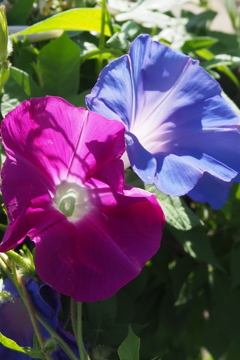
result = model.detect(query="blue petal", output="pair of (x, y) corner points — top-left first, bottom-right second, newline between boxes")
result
(56, 327), (79, 360)
(29, 280), (61, 331)
(0, 283), (36, 360)
(3, 277), (21, 296)
(154, 152), (203, 196)
(125, 132), (156, 183)
(87, 34), (240, 205)
(0, 278), (78, 360)
(86, 55), (133, 127)
(0, 297), (34, 344)
(188, 173), (232, 209)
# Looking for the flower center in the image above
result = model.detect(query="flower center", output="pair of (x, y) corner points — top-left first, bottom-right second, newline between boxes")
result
(54, 182), (92, 222)
(59, 189), (77, 217)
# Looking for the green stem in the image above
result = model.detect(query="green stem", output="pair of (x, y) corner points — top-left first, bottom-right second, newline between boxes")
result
(10, 261), (23, 296)
(0, 253), (12, 280)
(97, 0), (106, 74)
(99, 0), (106, 49)
(106, 5), (114, 36)
(77, 302), (88, 360)
(81, 48), (122, 64)
(36, 312), (80, 360)
(71, 298), (78, 339)
(0, 59), (10, 94)
(14, 267), (54, 360)
(0, 254), (81, 360)
(7, 249), (30, 268)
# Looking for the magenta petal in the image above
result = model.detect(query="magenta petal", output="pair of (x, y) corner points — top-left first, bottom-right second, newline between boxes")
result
(0, 154), (65, 252)
(1, 157), (51, 222)
(0, 156), (51, 252)
(1, 96), (165, 301)
(93, 159), (125, 193)
(2, 97), (125, 185)
(34, 186), (164, 302)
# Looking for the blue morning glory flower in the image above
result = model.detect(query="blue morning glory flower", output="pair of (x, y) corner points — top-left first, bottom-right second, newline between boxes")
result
(0, 278), (78, 360)
(86, 34), (240, 209)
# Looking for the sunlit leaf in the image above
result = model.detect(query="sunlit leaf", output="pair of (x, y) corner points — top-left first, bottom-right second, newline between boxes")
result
(0, 333), (26, 354)
(0, 333), (45, 359)
(11, 9), (111, 37)
(145, 184), (202, 231)
(182, 37), (218, 52)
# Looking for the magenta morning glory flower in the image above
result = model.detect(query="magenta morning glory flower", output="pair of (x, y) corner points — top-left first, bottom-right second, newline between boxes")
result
(86, 34), (240, 209)
(0, 278), (78, 360)
(0, 96), (165, 302)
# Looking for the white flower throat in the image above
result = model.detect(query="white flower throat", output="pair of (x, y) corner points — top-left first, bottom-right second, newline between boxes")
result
(54, 182), (92, 222)
(59, 189), (77, 217)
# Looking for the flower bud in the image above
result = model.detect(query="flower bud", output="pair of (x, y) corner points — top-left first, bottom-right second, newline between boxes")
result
(0, 5), (9, 61)
(43, 338), (58, 354)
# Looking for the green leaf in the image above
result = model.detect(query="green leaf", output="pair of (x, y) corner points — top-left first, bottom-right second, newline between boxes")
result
(83, 321), (144, 347)
(206, 31), (239, 55)
(217, 64), (240, 88)
(38, 33), (80, 97)
(85, 296), (118, 345)
(106, 33), (130, 52)
(0, 333), (46, 359)
(7, 0), (34, 25)
(118, 325), (140, 360)
(202, 316), (229, 359)
(170, 257), (196, 301)
(0, 333), (26, 354)
(121, 21), (141, 40)
(145, 184), (202, 231)
(211, 271), (240, 344)
(201, 58), (232, 70)
(10, 67), (43, 97)
(174, 263), (208, 306)
(1, 76), (29, 117)
(66, 90), (90, 107)
(182, 37), (218, 53)
(11, 9), (111, 37)
(125, 169), (144, 189)
(230, 246), (240, 288)
(1, 66), (43, 117)
(186, 10), (217, 33)
(170, 226), (221, 269)
(87, 296), (117, 329)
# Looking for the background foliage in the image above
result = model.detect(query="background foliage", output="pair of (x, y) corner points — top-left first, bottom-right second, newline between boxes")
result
(1, 0), (240, 359)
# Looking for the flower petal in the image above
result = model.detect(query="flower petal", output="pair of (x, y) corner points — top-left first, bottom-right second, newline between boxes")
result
(86, 55), (133, 127)
(93, 158), (125, 193)
(187, 173), (232, 209)
(0, 290), (33, 348)
(154, 152), (203, 196)
(1, 96), (165, 302)
(0, 157), (64, 252)
(125, 132), (157, 184)
(86, 34), (240, 206)
(2, 97), (126, 186)
(0, 278), (78, 360)
(34, 185), (164, 302)
(0, 97), (126, 252)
